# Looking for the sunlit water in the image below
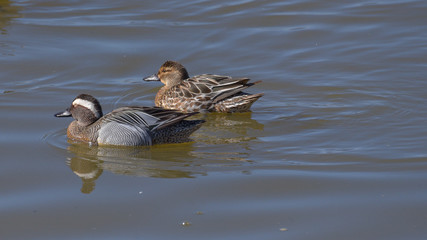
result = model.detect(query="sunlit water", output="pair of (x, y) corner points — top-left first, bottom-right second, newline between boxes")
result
(1, 0), (427, 239)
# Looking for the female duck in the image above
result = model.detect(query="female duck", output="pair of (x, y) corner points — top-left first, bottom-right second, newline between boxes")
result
(55, 94), (204, 146)
(144, 61), (263, 113)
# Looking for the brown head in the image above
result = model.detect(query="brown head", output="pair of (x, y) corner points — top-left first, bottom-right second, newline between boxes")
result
(55, 94), (103, 126)
(143, 61), (190, 87)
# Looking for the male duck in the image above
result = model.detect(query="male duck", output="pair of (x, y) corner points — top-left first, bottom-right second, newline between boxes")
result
(143, 61), (263, 113)
(55, 94), (204, 146)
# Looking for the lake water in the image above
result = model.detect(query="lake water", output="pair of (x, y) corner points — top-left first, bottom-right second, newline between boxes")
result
(1, 0), (427, 239)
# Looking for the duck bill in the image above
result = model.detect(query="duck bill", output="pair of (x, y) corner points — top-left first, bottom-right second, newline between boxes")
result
(54, 109), (72, 117)
(143, 74), (160, 81)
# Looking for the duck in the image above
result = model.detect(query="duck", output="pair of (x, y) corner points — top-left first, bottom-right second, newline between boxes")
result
(54, 94), (204, 146)
(143, 61), (263, 113)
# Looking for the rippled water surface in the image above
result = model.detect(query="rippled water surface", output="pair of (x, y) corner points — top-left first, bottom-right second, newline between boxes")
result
(1, 0), (427, 239)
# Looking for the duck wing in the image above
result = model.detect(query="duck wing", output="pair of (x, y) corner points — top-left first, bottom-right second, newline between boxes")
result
(186, 74), (258, 103)
(97, 107), (196, 146)
(104, 106), (197, 131)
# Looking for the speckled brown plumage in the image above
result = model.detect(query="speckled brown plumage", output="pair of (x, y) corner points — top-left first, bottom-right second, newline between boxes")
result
(144, 61), (264, 113)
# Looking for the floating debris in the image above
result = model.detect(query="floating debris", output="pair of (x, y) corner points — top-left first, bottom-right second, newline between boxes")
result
(181, 221), (192, 227)
(279, 227), (288, 232)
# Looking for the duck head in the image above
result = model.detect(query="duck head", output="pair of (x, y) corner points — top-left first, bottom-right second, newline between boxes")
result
(143, 60), (190, 87)
(55, 94), (103, 126)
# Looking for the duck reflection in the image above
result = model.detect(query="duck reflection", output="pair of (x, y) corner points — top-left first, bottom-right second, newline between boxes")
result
(194, 112), (264, 144)
(186, 112), (264, 163)
(66, 142), (200, 194)
(67, 151), (103, 194)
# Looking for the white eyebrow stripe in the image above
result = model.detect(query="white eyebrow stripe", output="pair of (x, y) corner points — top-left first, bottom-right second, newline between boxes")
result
(72, 98), (101, 118)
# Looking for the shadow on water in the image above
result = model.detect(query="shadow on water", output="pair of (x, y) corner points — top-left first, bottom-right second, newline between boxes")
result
(0, 0), (21, 33)
(0, 0), (22, 55)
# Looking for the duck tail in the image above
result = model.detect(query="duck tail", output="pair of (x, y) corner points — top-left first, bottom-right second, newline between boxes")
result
(212, 79), (263, 104)
(214, 92), (264, 113)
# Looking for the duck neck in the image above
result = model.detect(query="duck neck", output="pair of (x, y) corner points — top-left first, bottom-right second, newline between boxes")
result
(155, 87), (168, 107)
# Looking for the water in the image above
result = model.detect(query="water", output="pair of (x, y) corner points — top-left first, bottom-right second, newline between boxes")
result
(1, 0), (427, 239)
